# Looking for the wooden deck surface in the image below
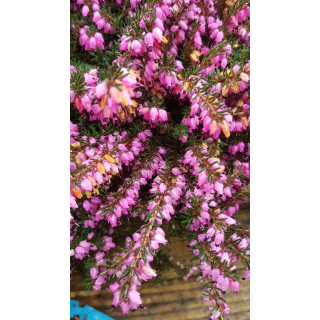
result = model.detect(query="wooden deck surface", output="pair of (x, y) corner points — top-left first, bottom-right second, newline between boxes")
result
(70, 205), (250, 320)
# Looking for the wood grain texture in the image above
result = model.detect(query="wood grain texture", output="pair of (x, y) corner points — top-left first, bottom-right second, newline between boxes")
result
(71, 205), (250, 320)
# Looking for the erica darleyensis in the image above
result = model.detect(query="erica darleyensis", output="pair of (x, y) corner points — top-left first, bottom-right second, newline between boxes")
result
(70, 0), (250, 318)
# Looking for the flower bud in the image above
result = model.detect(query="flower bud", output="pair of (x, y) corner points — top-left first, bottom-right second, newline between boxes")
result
(237, 100), (244, 107)
(209, 120), (218, 135)
(71, 143), (80, 148)
(222, 85), (229, 97)
(88, 69), (98, 76)
(162, 36), (168, 44)
(104, 154), (115, 163)
(97, 162), (106, 174)
(190, 50), (201, 62)
(119, 110), (126, 121)
(240, 72), (249, 82)
(100, 93), (108, 110)
(230, 81), (240, 93)
(241, 117), (248, 127)
(221, 120), (230, 138)
(183, 81), (190, 91)
(72, 188), (83, 199)
(75, 156), (82, 165)
(87, 176), (97, 187)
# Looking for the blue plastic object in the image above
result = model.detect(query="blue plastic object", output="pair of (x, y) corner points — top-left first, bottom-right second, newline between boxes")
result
(70, 299), (115, 320)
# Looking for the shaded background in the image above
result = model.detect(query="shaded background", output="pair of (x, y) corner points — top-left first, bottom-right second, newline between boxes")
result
(71, 205), (250, 320)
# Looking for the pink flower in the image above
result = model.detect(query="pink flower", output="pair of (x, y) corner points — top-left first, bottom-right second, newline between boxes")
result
(220, 277), (230, 292)
(214, 180), (223, 195)
(119, 198), (129, 209)
(154, 233), (167, 244)
(93, 11), (101, 23)
(193, 249), (200, 256)
(92, 3), (100, 11)
(88, 232), (94, 240)
(81, 178), (92, 191)
(82, 5), (89, 17)
(221, 58), (228, 69)
(70, 195), (78, 209)
(164, 75), (172, 87)
(231, 280), (239, 292)
(221, 252), (230, 263)
(121, 74), (136, 87)
(207, 228), (215, 238)
(83, 200), (91, 211)
(158, 109), (167, 122)
(128, 289), (142, 305)
(90, 37), (97, 50)
(120, 301), (130, 314)
(141, 265), (157, 277)
(150, 107), (158, 122)
(95, 252), (105, 260)
(94, 277), (105, 286)
(109, 282), (120, 292)
(159, 183), (166, 193)
(180, 135), (187, 143)
(95, 33), (104, 44)
(240, 72), (249, 82)
(70, 90), (74, 102)
(131, 40), (141, 53)
(198, 171), (207, 186)
(242, 270), (250, 280)
(189, 239), (197, 247)
(155, 18), (164, 31)
(145, 32), (154, 47)
(152, 27), (162, 42)
(90, 267), (98, 279)
(79, 240), (90, 248)
(112, 291), (120, 307)
(95, 82), (108, 99)
(75, 246), (86, 255)
(215, 31), (224, 43)
(94, 172), (103, 184)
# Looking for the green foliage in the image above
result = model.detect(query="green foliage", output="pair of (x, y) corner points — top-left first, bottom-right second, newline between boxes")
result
(150, 249), (188, 285)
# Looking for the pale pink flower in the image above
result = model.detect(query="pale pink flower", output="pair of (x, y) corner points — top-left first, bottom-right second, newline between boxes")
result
(141, 265), (157, 277)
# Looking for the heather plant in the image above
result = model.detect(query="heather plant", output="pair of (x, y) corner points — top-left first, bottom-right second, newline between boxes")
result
(70, 0), (250, 318)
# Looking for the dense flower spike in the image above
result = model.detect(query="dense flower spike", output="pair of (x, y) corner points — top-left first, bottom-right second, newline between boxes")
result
(71, 0), (250, 318)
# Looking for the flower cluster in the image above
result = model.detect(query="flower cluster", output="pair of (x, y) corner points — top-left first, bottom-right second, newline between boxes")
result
(70, 0), (250, 318)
